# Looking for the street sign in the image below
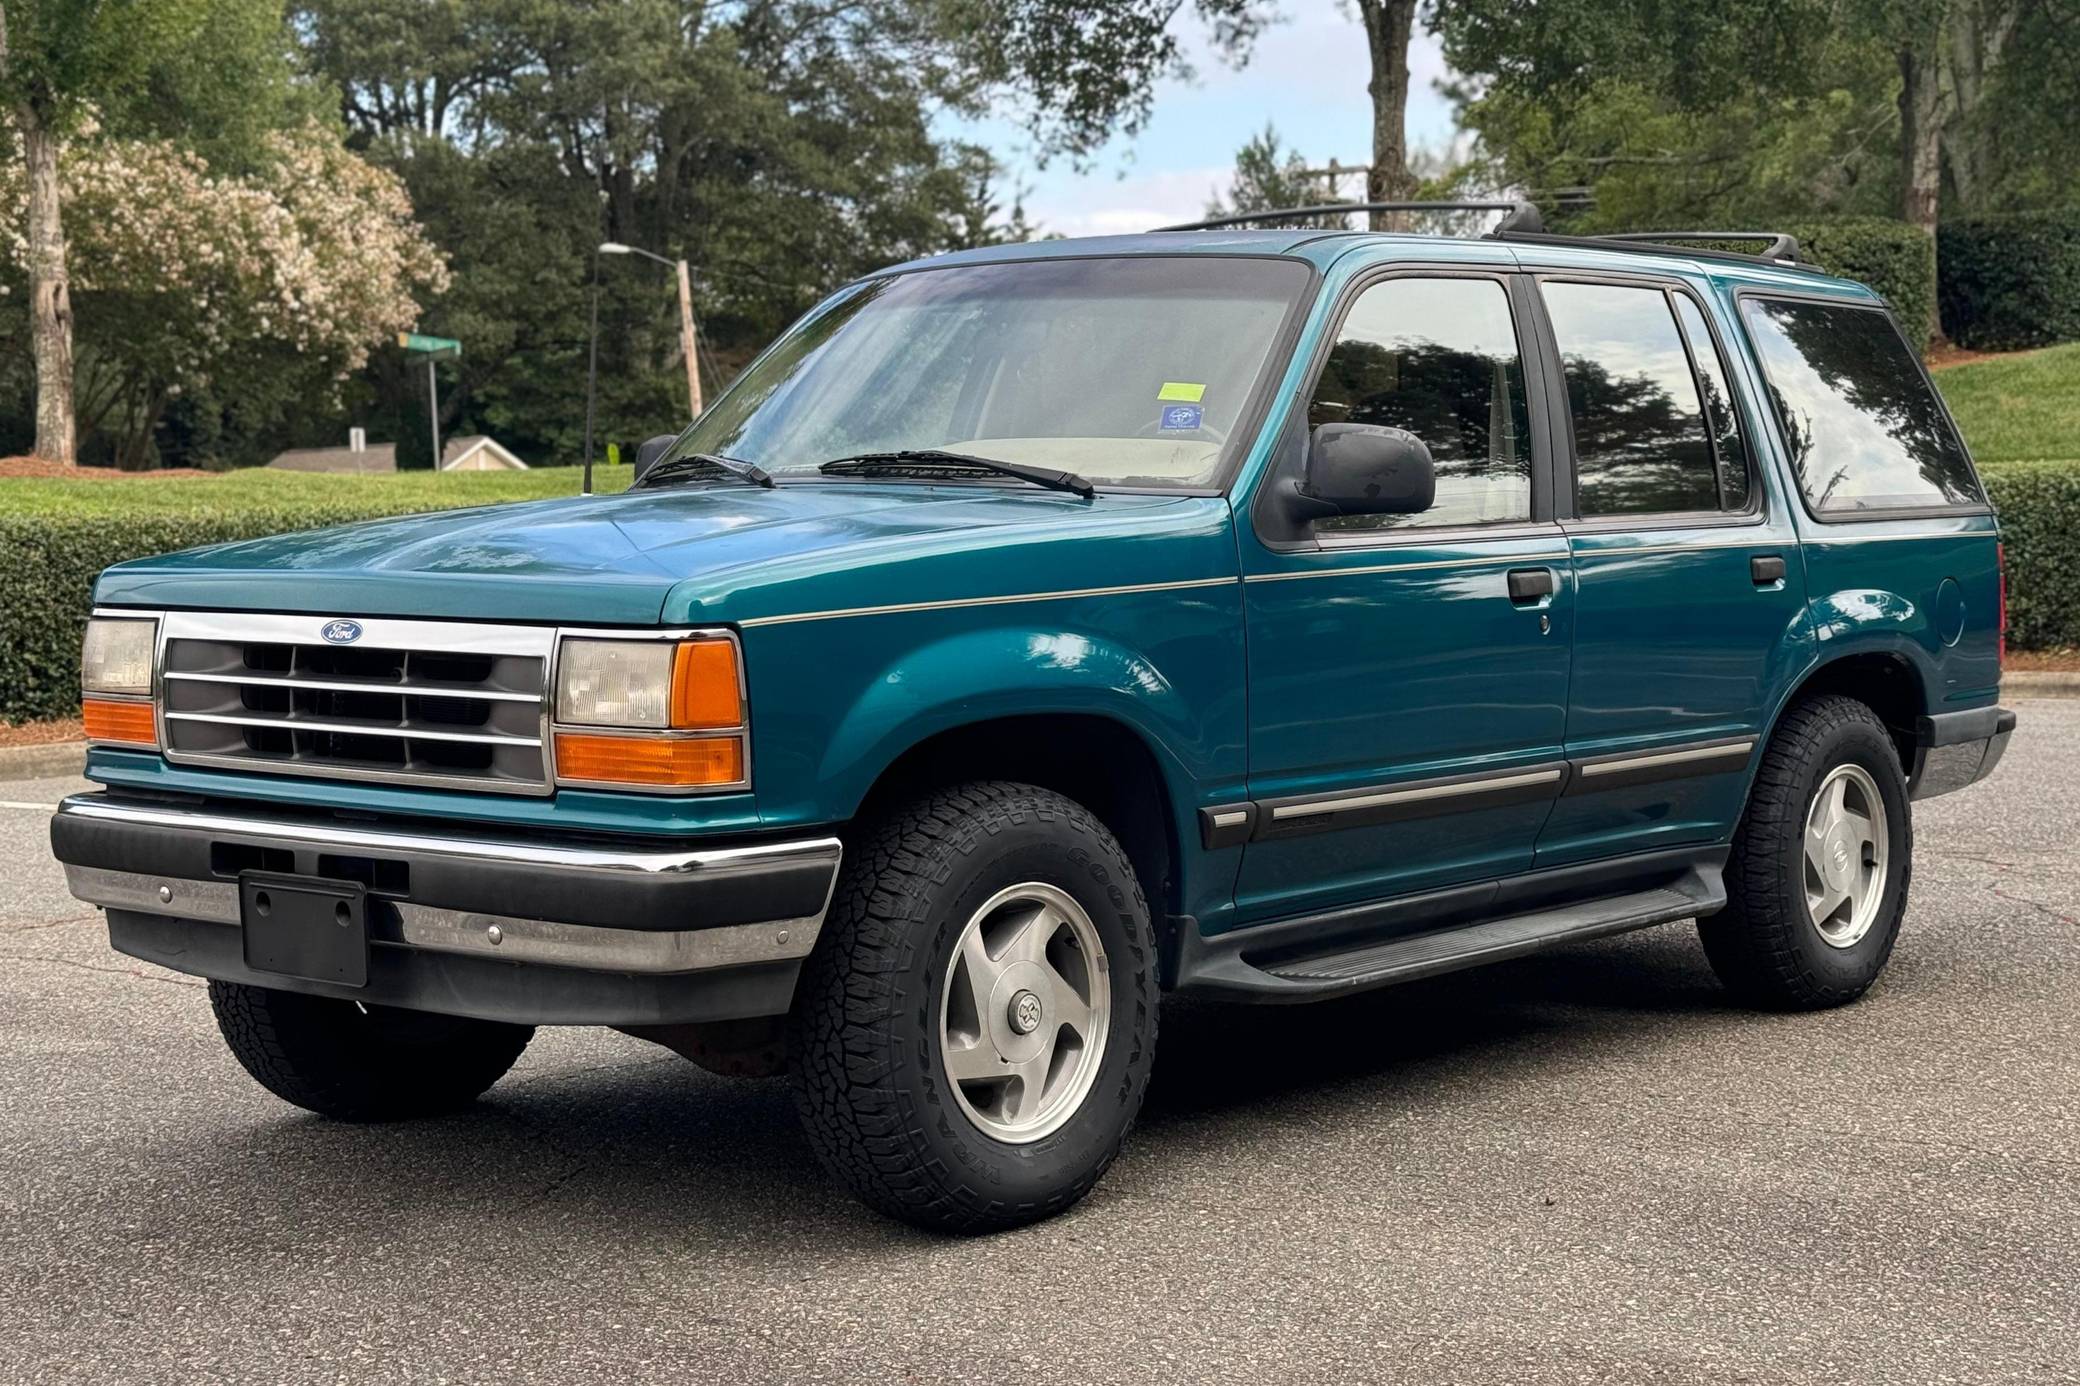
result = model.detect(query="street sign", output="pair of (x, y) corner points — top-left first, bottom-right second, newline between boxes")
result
(397, 331), (462, 359)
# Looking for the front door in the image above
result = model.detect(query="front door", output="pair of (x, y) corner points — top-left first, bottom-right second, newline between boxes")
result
(1232, 269), (1574, 927)
(1527, 274), (1811, 867)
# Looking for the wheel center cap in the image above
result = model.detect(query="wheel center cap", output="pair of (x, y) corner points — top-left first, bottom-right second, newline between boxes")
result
(1824, 829), (1857, 888)
(1008, 989), (1044, 1035)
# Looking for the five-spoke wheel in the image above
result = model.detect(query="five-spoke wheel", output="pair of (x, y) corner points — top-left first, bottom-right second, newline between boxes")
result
(1803, 763), (1889, 948)
(940, 882), (1110, 1143)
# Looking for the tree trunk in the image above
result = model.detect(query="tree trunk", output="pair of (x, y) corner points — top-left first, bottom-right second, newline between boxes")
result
(1358, 0), (1419, 230)
(17, 103), (77, 465)
(1897, 44), (1943, 238)
(0, 3), (78, 464)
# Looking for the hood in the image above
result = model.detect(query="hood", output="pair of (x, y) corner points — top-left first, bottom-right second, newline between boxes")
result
(92, 482), (1222, 626)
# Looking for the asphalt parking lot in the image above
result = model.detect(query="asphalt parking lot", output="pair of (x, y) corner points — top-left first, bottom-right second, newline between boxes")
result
(2, 701), (2075, 1385)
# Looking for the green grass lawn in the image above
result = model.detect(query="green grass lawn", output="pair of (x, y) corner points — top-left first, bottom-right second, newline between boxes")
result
(1934, 342), (2080, 467)
(1, 463), (631, 516)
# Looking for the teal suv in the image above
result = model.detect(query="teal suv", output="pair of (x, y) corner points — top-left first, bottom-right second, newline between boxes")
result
(52, 206), (2015, 1231)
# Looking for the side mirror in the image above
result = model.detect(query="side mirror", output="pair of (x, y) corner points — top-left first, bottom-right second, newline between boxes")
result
(632, 434), (678, 484)
(1300, 423), (1435, 517)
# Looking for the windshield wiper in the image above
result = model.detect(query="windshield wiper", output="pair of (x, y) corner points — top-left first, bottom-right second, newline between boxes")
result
(817, 449), (1095, 499)
(639, 451), (775, 489)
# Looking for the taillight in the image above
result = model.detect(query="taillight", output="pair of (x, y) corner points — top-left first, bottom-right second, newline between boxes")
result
(1997, 542), (2008, 668)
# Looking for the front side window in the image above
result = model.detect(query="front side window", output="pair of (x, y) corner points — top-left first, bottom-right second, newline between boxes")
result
(1306, 276), (1533, 531)
(662, 256), (1312, 490)
(1739, 296), (1981, 513)
(1544, 281), (1723, 517)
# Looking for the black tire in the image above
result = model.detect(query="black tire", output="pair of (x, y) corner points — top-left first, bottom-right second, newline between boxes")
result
(209, 981), (534, 1120)
(790, 781), (1159, 1233)
(1700, 694), (1913, 1009)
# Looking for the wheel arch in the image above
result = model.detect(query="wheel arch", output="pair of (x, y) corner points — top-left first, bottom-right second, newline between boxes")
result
(1762, 644), (1930, 774)
(851, 712), (1185, 922)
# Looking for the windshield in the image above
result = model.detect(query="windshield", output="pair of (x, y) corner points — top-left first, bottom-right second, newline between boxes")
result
(661, 255), (1311, 489)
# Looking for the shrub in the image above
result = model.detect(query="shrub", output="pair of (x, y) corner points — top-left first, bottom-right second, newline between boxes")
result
(0, 468), (624, 724)
(1982, 459), (2080, 653)
(1783, 218), (1938, 344)
(1938, 212), (2080, 350)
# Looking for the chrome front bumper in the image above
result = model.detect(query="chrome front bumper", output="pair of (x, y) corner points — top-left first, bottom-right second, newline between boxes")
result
(51, 794), (843, 1025)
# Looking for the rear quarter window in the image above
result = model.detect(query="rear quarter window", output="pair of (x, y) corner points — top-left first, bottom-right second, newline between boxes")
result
(1739, 296), (1982, 513)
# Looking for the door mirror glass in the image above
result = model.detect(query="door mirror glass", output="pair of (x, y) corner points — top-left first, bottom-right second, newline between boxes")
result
(1305, 423), (1436, 516)
(633, 434), (678, 483)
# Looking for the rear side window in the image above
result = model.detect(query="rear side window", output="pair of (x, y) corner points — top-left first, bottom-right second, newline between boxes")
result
(1672, 295), (1751, 511)
(1543, 281), (1726, 517)
(1306, 276), (1534, 531)
(1739, 296), (1981, 513)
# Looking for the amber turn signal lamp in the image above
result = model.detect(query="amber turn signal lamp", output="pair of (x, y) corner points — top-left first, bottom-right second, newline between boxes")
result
(671, 638), (743, 729)
(553, 732), (744, 788)
(81, 698), (158, 748)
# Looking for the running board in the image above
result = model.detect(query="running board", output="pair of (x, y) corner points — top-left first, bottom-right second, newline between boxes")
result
(1175, 862), (1724, 1002)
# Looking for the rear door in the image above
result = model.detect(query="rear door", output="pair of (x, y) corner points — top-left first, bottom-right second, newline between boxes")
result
(1232, 267), (1575, 924)
(1529, 273), (1810, 868)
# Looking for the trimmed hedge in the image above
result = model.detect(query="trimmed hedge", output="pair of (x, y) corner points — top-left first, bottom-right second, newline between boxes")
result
(0, 468), (626, 724)
(1982, 460), (2080, 652)
(1938, 212), (2080, 350)
(1783, 217), (1939, 344)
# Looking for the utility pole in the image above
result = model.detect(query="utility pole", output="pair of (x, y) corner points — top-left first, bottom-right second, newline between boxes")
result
(602, 241), (703, 422)
(675, 258), (703, 417)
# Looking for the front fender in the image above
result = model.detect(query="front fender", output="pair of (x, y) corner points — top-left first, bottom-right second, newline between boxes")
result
(743, 584), (1247, 836)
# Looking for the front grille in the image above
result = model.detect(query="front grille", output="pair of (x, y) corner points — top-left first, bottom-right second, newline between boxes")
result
(158, 612), (555, 795)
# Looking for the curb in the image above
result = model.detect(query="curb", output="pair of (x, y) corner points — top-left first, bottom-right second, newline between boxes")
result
(0, 740), (85, 783)
(2004, 671), (2080, 698)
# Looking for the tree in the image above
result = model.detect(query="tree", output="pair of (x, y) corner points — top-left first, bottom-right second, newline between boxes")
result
(0, 118), (447, 467)
(1354, 0), (1420, 226)
(1438, 0), (2080, 241)
(0, 0), (210, 463)
(1204, 124), (1352, 226)
(286, 0), (1285, 467)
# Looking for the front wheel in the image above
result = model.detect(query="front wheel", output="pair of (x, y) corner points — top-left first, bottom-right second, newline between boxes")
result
(790, 781), (1158, 1233)
(1700, 695), (1913, 1009)
(209, 982), (534, 1120)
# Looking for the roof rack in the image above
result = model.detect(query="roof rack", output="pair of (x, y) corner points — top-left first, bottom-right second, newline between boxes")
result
(1497, 228), (1809, 269)
(1154, 200), (1548, 235)
(1597, 230), (1803, 263)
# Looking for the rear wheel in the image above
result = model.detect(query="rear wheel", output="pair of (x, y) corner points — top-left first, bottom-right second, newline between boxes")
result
(209, 982), (533, 1120)
(1700, 695), (1913, 1009)
(790, 781), (1158, 1233)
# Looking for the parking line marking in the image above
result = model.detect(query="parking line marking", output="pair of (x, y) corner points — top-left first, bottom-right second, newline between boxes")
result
(0, 799), (57, 811)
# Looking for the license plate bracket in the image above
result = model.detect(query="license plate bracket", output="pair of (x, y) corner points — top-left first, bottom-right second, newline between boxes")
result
(240, 872), (369, 987)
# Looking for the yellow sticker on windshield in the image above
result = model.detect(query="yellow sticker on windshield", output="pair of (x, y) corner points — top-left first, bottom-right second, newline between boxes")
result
(1157, 381), (1206, 403)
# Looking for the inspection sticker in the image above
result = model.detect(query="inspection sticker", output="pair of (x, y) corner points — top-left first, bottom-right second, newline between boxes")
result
(1157, 381), (1206, 402)
(1159, 404), (1205, 430)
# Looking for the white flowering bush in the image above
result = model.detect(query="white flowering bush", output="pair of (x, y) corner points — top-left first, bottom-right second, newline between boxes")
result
(0, 118), (448, 464)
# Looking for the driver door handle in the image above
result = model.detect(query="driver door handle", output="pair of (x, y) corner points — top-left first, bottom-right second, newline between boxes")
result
(1506, 567), (1557, 605)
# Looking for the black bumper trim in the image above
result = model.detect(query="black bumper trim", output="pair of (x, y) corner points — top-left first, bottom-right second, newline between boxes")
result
(109, 912), (800, 1026)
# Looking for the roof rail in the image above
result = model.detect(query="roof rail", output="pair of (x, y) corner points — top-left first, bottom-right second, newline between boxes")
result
(1496, 228), (1809, 269)
(1154, 200), (1547, 235)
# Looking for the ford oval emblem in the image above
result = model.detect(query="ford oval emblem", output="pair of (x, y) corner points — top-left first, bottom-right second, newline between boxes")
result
(320, 619), (364, 645)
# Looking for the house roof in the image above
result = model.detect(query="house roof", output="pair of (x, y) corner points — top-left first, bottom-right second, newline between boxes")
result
(268, 443), (397, 474)
(440, 436), (528, 469)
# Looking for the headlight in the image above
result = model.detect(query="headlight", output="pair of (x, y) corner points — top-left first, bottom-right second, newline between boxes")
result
(82, 617), (156, 696)
(80, 616), (159, 748)
(553, 634), (746, 791)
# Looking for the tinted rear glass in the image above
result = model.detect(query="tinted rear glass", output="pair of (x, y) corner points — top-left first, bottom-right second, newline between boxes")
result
(1739, 297), (1981, 512)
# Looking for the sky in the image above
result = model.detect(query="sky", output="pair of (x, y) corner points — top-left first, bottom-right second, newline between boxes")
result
(946, 2), (1461, 239)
